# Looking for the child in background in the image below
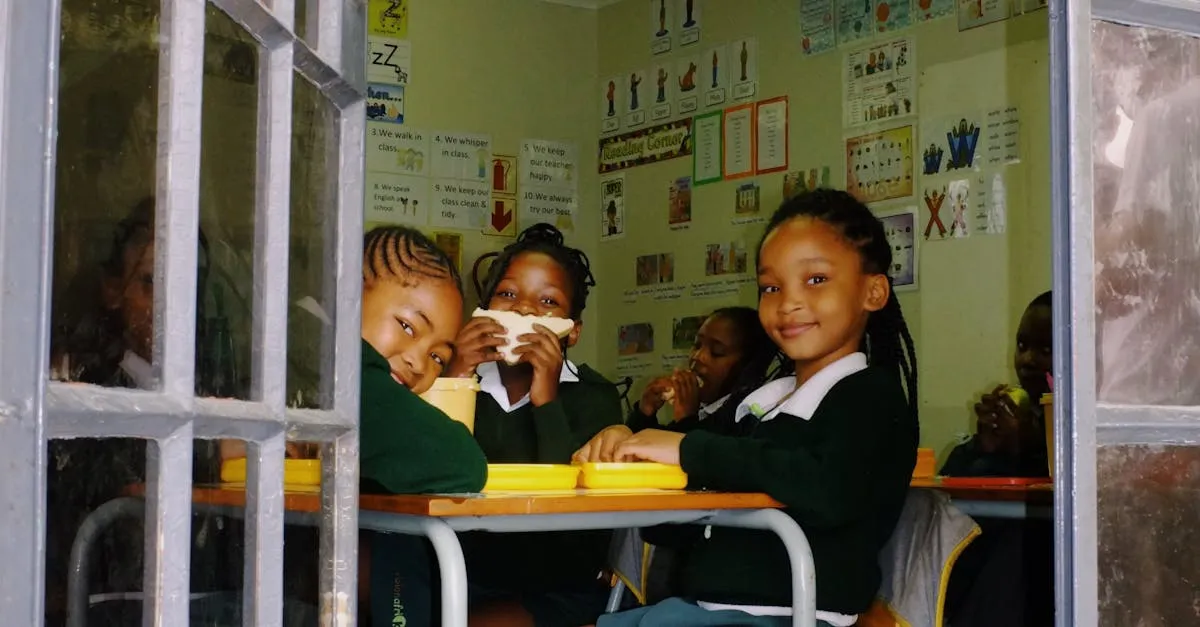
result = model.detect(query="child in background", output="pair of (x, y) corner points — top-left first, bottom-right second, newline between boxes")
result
(359, 226), (488, 627)
(940, 291), (1054, 627)
(941, 290), (1052, 478)
(444, 223), (622, 627)
(580, 189), (919, 627)
(578, 306), (775, 460)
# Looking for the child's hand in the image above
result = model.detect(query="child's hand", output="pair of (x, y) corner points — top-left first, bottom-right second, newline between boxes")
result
(670, 370), (700, 420)
(975, 385), (1036, 455)
(638, 377), (673, 416)
(572, 425), (634, 463)
(514, 324), (565, 406)
(612, 429), (686, 465)
(444, 317), (507, 378)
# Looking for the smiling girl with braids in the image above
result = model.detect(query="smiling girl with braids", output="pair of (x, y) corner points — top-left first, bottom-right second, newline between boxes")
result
(584, 189), (918, 627)
(358, 225), (487, 494)
(445, 223), (622, 627)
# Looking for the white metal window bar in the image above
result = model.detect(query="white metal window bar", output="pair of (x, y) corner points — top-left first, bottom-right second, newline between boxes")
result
(0, 0), (366, 624)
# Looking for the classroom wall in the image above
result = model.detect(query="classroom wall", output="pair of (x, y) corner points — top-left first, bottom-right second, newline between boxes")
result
(593, 0), (1051, 456)
(368, 0), (603, 366)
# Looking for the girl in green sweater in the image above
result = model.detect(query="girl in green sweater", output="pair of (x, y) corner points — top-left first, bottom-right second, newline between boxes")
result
(445, 223), (622, 627)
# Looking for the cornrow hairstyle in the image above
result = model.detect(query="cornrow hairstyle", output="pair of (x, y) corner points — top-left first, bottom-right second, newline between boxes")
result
(757, 188), (919, 434)
(474, 222), (597, 320)
(363, 225), (463, 296)
(707, 306), (779, 398)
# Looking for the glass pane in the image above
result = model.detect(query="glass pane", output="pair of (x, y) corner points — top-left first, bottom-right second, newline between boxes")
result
(50, 0), (160, 390)
(1092, 19), (1200, 406)
(196, 4), (259, 400)
(1098, 445), (1200, 624)
(288, 72), (339, 409)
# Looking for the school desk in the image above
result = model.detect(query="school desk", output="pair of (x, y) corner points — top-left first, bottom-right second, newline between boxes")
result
(68, 487), (817, 627)
(910, 477), (1054, 519)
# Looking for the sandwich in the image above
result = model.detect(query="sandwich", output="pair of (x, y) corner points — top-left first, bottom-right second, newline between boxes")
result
(471, 307), (575, 365)
(661, 370), (703, 402)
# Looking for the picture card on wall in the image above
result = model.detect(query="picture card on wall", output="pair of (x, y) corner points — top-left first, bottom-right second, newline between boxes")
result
(722, 103), (756, 180)
(730, 38), (759, 101)
(915, 0), (954, 22)
(945, 178), (971, 238)
(601, 75), (624, 134)
(366, 124), (428, 176)
(957, 0), (1010, 30)
(650, 0), (673, 54)
(601, 175), (626, 241)
(843, 37), (916, 128)
(366, 36), (410, 85)
(704, 45), (728, 108)
(836, 0), (874, 45)
(650, 63), (675, 121)
(430, 179), (489, 229)
(365, 172), (428, 225)
(626, 69), (649, 128)
(676, 0), (701, 45)
(800, 0), (837, 56)
(874, 0), (912, 33)
(490, 154), (517, 196)
(732, 182), (763, 225)
(756, 96), (789, 174)
(784, 166), (832, 199)
(846, 125), (914, 203)
(431, 231), (463, 274)
(669, 176), (692, 228)
(366, 83), (405, 124)
(693, 110), (723, 185)
(676, 54), (703, 114)
(431, 131), (491, 182)
(367, 0), (408, 38)
(921, 184), (948, 240)
(483, 196), (518, 238)
(874, 207), (918, 291)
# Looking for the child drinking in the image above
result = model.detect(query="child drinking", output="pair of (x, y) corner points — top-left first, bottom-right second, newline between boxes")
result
(584, 189), (919, 627)
(444, 223), (622, 627)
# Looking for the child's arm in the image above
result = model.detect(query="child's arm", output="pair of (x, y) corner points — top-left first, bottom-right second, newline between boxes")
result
(677, 373), (913, 529)
(360, 364), (487, 494)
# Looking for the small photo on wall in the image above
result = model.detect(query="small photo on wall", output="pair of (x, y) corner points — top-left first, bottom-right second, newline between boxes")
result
(669, 176), (692, 227)
(635, 254), (660, 286)
(601, 175), (626, 241)
(875, 207), (918, 290)
(704, 242), (749, 276)
(676, 0), (701, 45)
(618, 322), (656, 355)
(672, 315), (705, 350)
(783, 166), (832, 199)
(651, 63), (675, 121)
(601, 75), (625, 134)
(651, 0), (673, 54)
(734, 182), (760, 215)
(658, 253), (675, 283)
(366, 84), (405, 124)
(626, 69), (649, 127)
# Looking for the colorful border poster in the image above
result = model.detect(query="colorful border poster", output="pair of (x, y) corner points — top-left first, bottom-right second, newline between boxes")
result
(846, 125), (914, 203)
(755, 96), (789, 174)
(800, 0), (837, 56)
(722, 103), (756, 180)
(693, 110), (723, 185)
(599, 118), (694, 173)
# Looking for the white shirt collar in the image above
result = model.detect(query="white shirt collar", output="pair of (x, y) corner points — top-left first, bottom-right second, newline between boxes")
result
(477, 360), (580, 413)
(698, 394), (730, 421)
(735, 352), (867, 423)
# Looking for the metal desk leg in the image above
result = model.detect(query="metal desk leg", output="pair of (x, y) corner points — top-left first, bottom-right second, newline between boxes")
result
(359, 512), (469, 627)
(704, 509), (817, 627)
(66, 497), (146, 627)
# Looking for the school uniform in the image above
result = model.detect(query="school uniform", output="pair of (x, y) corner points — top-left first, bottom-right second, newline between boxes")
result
(939, 406), (1049, 478)
(462, 360), (624, 627)
(625, 393), (733, 434)
(602, 353), (916, 627)
(358, 339), (488, 495)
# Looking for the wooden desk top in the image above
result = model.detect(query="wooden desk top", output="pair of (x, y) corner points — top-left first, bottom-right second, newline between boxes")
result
(187, 485), (784, 517)
(909, 477), (1054, 503)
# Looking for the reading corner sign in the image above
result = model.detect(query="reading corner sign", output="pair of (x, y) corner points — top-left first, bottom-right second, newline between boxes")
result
(599, 118), (693, 173)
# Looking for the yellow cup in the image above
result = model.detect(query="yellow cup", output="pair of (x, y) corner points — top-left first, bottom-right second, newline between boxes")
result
(420, 378), (481, 433)
(1041, 393), (1054, 478)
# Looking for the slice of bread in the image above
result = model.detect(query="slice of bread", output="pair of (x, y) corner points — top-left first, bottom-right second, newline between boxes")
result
(471, 308), (575, 365)
(660, 371), (702, 402)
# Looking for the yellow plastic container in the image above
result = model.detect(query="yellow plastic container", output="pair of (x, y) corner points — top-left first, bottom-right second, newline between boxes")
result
(220, 458), (322, 486)
(576, 463), (688, 490)
(420, 377), (481, 433)
(483, 464), (580, 492)
(1042, 393), (1054, 478)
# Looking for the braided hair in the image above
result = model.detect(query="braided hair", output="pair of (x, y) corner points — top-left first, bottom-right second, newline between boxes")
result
(474, 223), (596, 319)
(757, 188), (919, 429)
(363, 225), (462, 296)
(706, 306), (779, 399)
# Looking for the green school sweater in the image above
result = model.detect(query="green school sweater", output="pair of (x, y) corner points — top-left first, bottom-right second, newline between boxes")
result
(359, 340), (488, 495)
(662, 367), (916, 614)
(464, 363), (623, 592)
